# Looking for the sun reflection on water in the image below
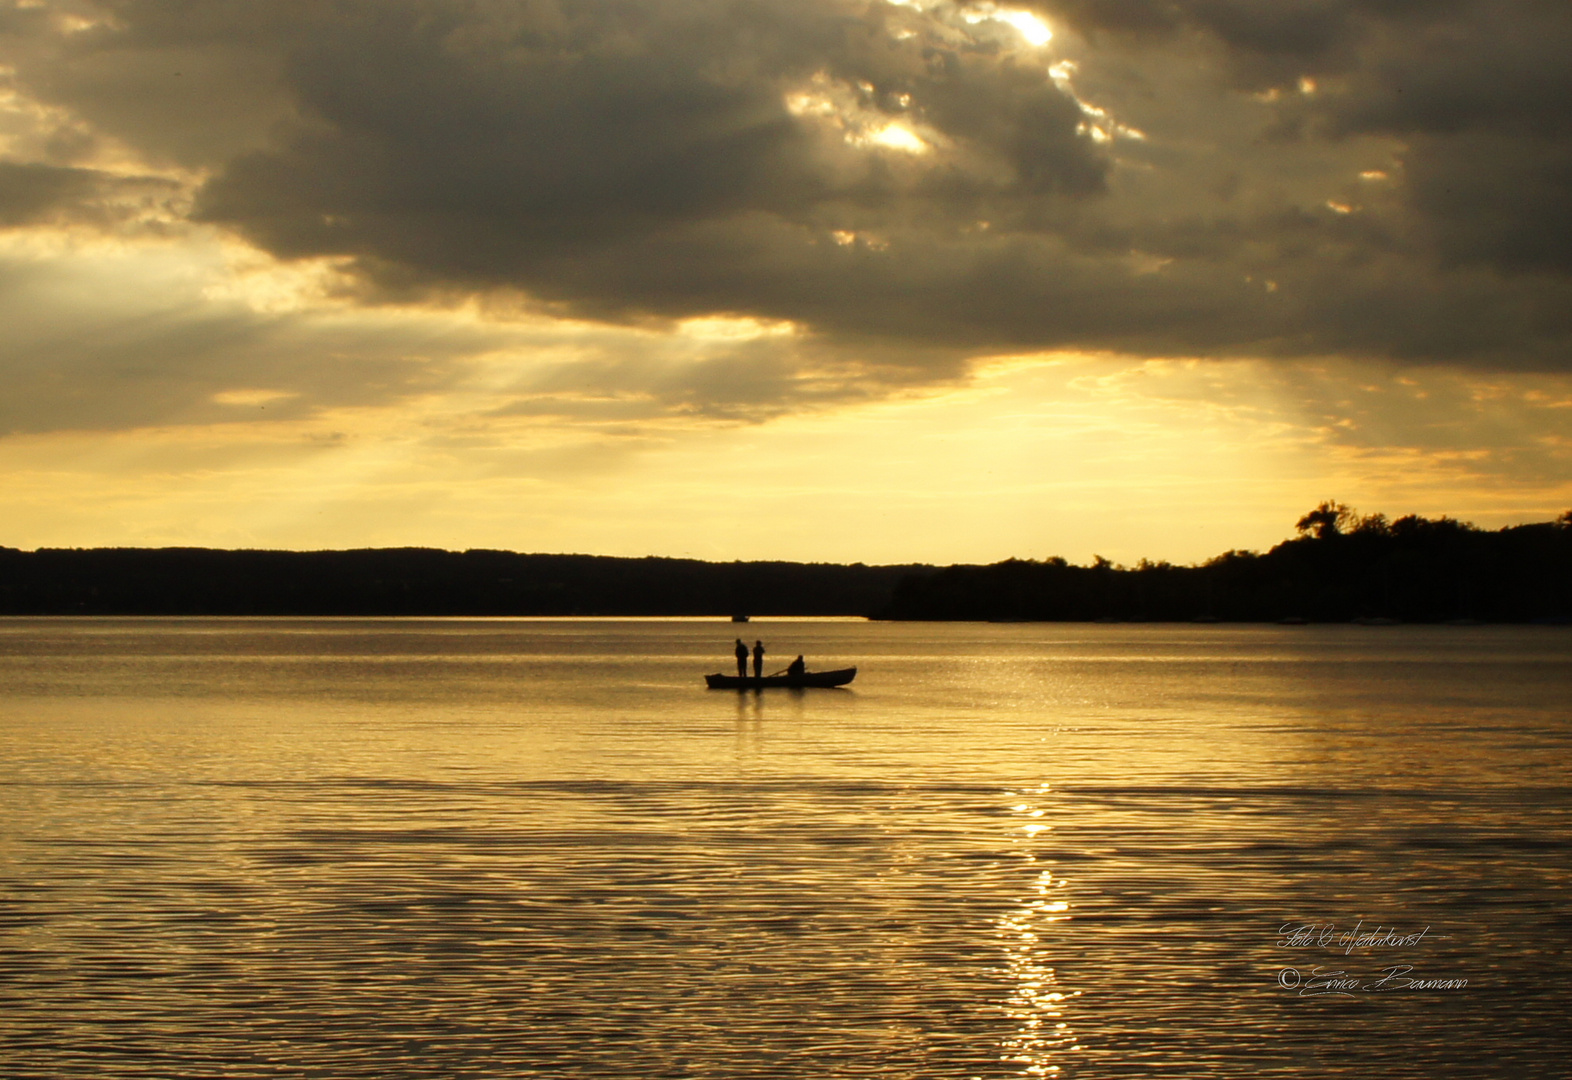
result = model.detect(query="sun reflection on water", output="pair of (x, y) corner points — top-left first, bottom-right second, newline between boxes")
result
(998, 785), (1079, 1076)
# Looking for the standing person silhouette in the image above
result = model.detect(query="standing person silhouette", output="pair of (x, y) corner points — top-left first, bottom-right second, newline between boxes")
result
(752, 640), (765, 680)
(733, 638), (749, 679)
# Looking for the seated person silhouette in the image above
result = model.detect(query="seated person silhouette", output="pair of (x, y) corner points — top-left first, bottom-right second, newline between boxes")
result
(787, 655), (806, 679)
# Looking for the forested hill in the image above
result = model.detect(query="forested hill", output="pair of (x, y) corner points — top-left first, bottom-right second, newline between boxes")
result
(0, 548), (927, 617)
(875, 506), (1572, 624)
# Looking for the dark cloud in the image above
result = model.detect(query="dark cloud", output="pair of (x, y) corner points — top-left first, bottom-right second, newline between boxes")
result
(1404, 132), (1572, 273)
(1307, 3), (1572, 274)
(186, 0), (1106, 252)
(0, 249), (475, 434)
(4, 0), (295, 167)
(1052, 1), (1572, 274)
(1042, 1), (1453, 68)
(485, 327), (968, 423)
(0, 160), (179, 227)
(0, 239), (940, 436)
(3, 0), (1571, 421)
(0, 161), (101, 225)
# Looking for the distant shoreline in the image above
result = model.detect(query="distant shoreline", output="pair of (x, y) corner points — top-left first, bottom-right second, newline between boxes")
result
(0, 548), (923, 619)
(3, 507), (1568, 622)
(1, 612), (1568, 626)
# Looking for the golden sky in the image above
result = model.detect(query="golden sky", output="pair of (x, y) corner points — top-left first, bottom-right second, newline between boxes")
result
(1, 0), (1568, 564)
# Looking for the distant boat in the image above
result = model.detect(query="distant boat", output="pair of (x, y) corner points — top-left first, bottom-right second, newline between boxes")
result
(731, 614), (750, 623)
(705, 667), (856, 690)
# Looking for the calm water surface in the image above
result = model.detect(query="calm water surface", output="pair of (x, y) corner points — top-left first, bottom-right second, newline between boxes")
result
(1, 618), (1568, 1078)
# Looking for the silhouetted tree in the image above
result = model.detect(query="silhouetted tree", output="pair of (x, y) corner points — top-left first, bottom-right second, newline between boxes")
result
(1295, 501), (1357, 539)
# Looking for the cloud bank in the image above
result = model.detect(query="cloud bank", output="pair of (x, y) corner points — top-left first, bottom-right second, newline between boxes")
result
(2, 0), (1571, 435)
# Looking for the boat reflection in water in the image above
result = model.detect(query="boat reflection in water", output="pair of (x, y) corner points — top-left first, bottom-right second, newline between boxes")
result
(999, 784), (1079, 1076)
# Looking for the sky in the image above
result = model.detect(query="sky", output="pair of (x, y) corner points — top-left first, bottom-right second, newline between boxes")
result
(1, 0), (1569, 565)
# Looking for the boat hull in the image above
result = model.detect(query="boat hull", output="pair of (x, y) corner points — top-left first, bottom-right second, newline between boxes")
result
(704, 667), (856, 689)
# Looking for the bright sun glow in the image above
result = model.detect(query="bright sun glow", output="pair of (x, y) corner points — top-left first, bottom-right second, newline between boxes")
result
(997, 8), (1053, 46)
(676, 316), (797, 341)
(786, 75), (934, 155)
(212, 389), (299, 407)
(866, 123), (928, 154)
(963, 5), (1053, 46)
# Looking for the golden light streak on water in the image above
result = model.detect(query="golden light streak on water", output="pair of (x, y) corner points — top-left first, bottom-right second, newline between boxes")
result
(997, 785), (1080, 1076)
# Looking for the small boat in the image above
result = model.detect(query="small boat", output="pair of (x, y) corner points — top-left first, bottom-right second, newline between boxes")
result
(731, 614), (750, 623)
(705, 667), (856, 690)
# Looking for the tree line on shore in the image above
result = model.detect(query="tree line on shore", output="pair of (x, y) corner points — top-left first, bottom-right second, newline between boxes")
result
(0, 504), (1567, 622)
(874, 504), (1572, 623)
(0, 547), (921, 617)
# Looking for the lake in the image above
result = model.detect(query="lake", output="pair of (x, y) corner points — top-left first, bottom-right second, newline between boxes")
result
(1, 618), (1568, 1078)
